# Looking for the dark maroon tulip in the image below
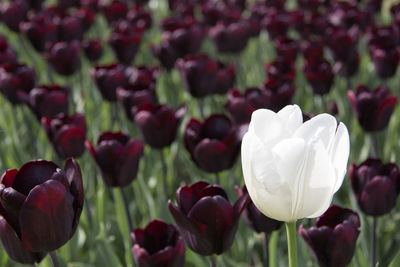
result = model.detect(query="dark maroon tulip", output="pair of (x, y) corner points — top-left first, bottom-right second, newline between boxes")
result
(304, 58), (334, 95)
(0, 36), (17, 66)
(0, 1), (28, 32)
(298, 0), (324, 11)
(301, 39), (324, 61)
(299, 205), (360, 267)
(58, 0), (80, 9)
(168, 181), (250, 256)
(200, 1), (236, 26)
(0, 63), (36, 105)
(262, 8), (290, 40)
(209, 17), (252, 53)
(91, 63), (131, 102)
(349, 158), (400, 216)
(54, 14), (84, 42)
(20, 84), (69, 120)
(85, 131), (144, 187)
(74, 7), (96, 32)
(42, 113), (86, 159)
(176, 54), (235, 98)
(26, 0), (44, 11)
(265, 57), (295, 82)
(81, 0), (99, 11)
(134, 104), (186, 149)
(347, 85), (397, 132)
(274, 37), (298, 62)
(0, 158), (84, 263)
(46, 41), (81, 76)
(152, 16), (205, 69)
(101, 0), (128, 25)
(327, 1), (369, 32)
(290, 10), (327, 40)
(236, 186), (283, 234)
(184, 114), (241, 173)
(19, 13), (58, 53)
(82, 39), (103, 62)
(109, 20), (142, 65)
(127, 5), (153, 31)
(117, 66), (159, 119)
(131, 219), (185, 267)
(261, 78), (295, 111)
(326, 28), (358, 63)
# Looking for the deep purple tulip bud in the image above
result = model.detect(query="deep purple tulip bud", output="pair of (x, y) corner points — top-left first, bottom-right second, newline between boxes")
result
(82, 39), (103, 62)
(127, 6), (153, 31)
(327, 28), (358, 63)
(134, 104), (186, 149)
(91, 63), (131, 101)
(81, 0), (99, 12)
(349, 158), (400, 216)
(101, 0), (128, 25)
(0, 158), (84, 262)
(74, 7), (96, 32)
(176, 54), (235, 98)
(299, 205), (360, 267)
(58, 0), (80, 10)
(85, 131), (144, 187)
(261, 78), (295, 111)
(265, 57), (295, 82)
(274, 37), (298, 62)
(184, 114), (241, 173)
(46, 41), (81, 76)
(0, 1), (28, 32)
(290, 10), (327, 40)
(304, 58), (334, 95)
(209, 18), (251, 53)
(109, 20), (142, 65)
(0, 36), (17, 66)
(131, 219), (185, 267)
(327, 1), (368, 32)
(347, 85), (397, 132)
(19, 13), (58, 53)
(42, 113), (86, 159)
(200, 1), (234, 26)
(0, 63), (36, 105)
(168, 181), (250, 255)
(262, 8), (290, 40)
(55, 15), (84, 42)
(236, 186), (283, 234)
(301, 39), (324, 61)
(20, 84), (69, 120)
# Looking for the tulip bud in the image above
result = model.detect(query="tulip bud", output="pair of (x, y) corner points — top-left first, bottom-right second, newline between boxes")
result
(168, 181), (250, 255)
(347, 85), (397, 132)
(0, 159), (84, 264)
(86, 131), (144, 187)
(82, 39), (103, 62)
(101, 0), (128, 25)
(0, 36), (18, 65)
(42, 113), (86, 159)
(265, 57), (295, 82)
(127, 6), (153, 31)
(242, 105), (350, 222)
(304, 58), (334, 96)
(299, 205), (360, 267)
(209, 18), (251, 53)
(0, 1), (28, 32)
(349, 158), (400, 216)
(46, 41), (81, 76)
(261, 8), (290, 40)
(131, 219), (185, 267)
(184, 114), (241, 173)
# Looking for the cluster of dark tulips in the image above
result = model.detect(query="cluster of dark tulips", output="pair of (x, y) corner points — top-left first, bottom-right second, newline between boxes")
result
(1, 0), (400, 266)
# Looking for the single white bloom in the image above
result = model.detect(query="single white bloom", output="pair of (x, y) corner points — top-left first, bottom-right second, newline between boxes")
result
(241, 105), (350, 222)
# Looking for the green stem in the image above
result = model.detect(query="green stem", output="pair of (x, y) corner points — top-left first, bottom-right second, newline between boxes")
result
(49, 251), (60, 267)
(370, 217), (377, 267)
(285, 221), (298, 267)
(120, 187), (133, 232)
(209, 255), (217, 267)
(159, 149), (168, 200)
(269, 231), (279, 267)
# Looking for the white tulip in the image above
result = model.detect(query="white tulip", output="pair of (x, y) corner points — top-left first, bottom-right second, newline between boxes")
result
(241, 105), (350, 222)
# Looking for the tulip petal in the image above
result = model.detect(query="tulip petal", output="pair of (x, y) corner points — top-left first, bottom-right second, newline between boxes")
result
(277, 104), (303, 133)
(20, 180), (75, 252)
(117, 139), (143, 187)
(249, 109), (283, 145)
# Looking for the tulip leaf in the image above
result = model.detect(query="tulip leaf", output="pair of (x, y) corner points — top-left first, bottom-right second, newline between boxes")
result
(388, 250), (400, 267)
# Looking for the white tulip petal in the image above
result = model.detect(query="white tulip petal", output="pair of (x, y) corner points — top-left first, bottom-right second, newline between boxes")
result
(294, 114), (337, 148)
(328, 122), (350, 192)
(249, 109), (283, 145)
(277, 105), (303, 134)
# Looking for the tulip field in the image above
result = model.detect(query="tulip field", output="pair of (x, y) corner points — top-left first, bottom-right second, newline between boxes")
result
(3, 0), (400, 266)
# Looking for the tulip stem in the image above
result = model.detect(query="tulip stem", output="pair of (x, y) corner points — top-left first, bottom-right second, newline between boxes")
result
(263, 232), (270, 267)
(371, 134), (379, 158)
(209, 255), (217, 267)
(215, 172), (220, 184)
(285, 221), (298, 267)
(160, 149), (168, 199)
(370, 217), (377, 267)
(49, 251), (60, 267)
(198, 99), (205, 120)
(269, 231), (279, 267)
(120, 187), (133, 232)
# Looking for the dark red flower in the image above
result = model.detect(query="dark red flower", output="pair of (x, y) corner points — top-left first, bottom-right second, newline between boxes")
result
(131, 219), (185, 267)
(0, 158), (83, 263)
(261, 78), (295, 111)
(347, 85), (397, 132)
(101, 0), (128, 25)
(168, 181), (250, 255)
(304, 58), (334, 95)
(85, 131), (144, 187)
(176, 54), (235, 98)
(184, 114), (241, 173)
(265, 57), (295, 82)
(54, 14), (84, 42)
(127, 5), (153, 31)
(82, 39), (103, 62)
(42, 113), (86, 159)
(0, 36), (17, 66)
(46, 41), (81, 76)
(349, 158), (400, 216)
(262, 8), (290, 40)
(134, 104), (186, 149)
(0, 63), (36, 105)
(0, 1), (28, 32)
(299, 205), (360, 267)
(274, 37), (298, 62)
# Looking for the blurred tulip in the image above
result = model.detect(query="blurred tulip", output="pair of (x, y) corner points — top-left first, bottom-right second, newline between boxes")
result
(0, 158), (83, 263)
(242, 105), (350, 222)
(0, 1), (28, 32)
(131, 219), (185, 267)
(82, 39), (103, 62)
(299, 205), (360, 267)
(0, 63), (36, 105)
(101, 0), (128, 25)
(209, 18), (251, 53)
(0, 36), (17, 66)
(54, 14), (84, 42)
(168, 181), (250, 255)
(274, 37), (298, 62)
(134, 104), (186, 149)
(184, 114), (241, 173)
(261, 78), (296, 111)
(265, 57), (295, 82)
(127, 5), (153, 31)
(46, 41), (81, 76)
(347, 85), (397, 132)
(304, 58), (334, 95)
(42, 113), (86, 159)
(349, 158), (400, 216)
(86, 131), (144, 187)
(262, 8), (290, 39)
